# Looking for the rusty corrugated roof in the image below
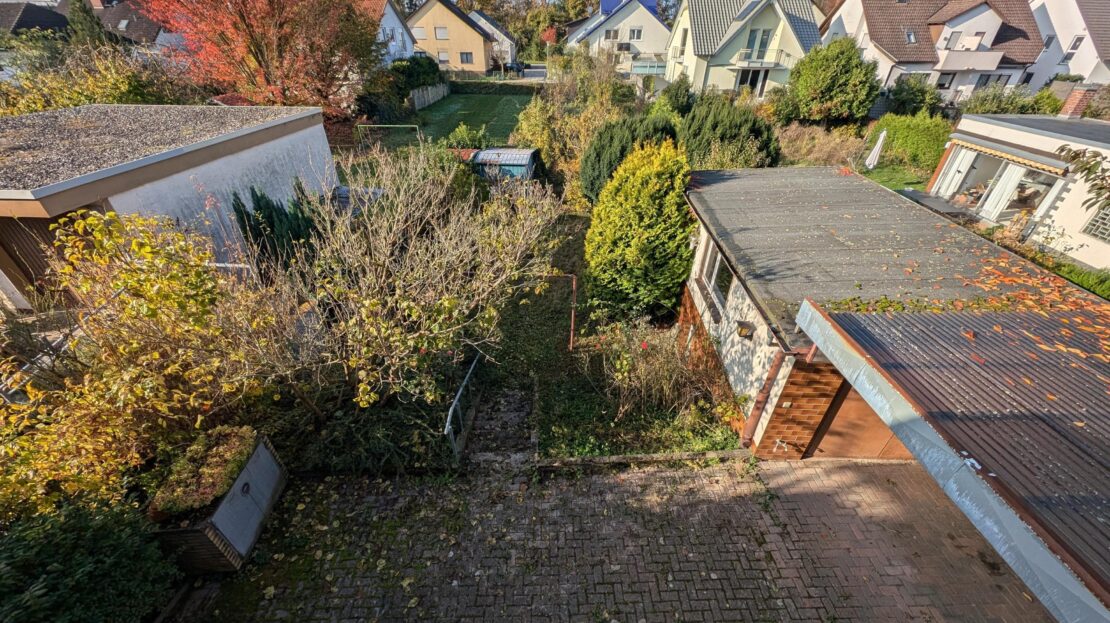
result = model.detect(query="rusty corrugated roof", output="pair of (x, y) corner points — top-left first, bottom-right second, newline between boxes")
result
(828, 308), (1110, 603)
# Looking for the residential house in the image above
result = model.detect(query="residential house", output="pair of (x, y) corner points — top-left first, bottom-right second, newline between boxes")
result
(0, 2), (67, 79)
(407, 0), (494, 72)
(821, 0), (1043, 102)
(84, 0), (183, 52)
(925, 87), (1110, 269)
(566, 0), (671, 76)
(468, 9), (516, 65)
(1024, 0), (1110, 88)
(368, 0), (415, 65)
(680, 164), (1109, 623)
(0, 105), (336, 311)
(664, 0), (823, 95)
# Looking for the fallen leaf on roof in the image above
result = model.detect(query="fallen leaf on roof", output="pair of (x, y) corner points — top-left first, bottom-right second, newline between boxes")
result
(962, 329), (976, 341)
(970, 353), (987, 365)
(1074, 421), (1086, 427)
(1046, 393), (1057, 401)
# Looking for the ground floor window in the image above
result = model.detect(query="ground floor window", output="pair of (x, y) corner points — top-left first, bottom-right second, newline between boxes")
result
(936, 72), (956, 90)
(437, 51), (449, 64)
(460, 51), (473, 64)
(936, 147), (1064, 222)
(1083, 207), (1110, 243)
(975, 73), (1009, 88)
(699, 241), (734, 316)
(736, 69), (768, 97)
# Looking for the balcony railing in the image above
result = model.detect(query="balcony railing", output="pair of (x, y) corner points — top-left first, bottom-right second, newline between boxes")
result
(670, 46), (685, 59)
(732, 48), (798, 69)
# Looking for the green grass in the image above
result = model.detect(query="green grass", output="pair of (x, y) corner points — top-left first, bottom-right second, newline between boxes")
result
(862, 165), (928, 191)
(482, 215), (739, 458)
(377, 94), (532, 149)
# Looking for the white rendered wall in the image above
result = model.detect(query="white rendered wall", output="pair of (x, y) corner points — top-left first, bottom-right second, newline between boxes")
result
(380, 2), (415, 64)
(107, 124), (337, 261)
(1027, 0), (1109, 88)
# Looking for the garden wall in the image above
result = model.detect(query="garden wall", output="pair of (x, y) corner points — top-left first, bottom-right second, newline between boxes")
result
(410, 83), (450, 111)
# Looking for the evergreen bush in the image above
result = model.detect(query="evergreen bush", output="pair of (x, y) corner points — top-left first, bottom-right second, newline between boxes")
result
(580, 114), (678, 204)
(871, 111), (953, 171)
(585, 140), (694, 316)
(679, 94), (779, 167)
(0, 504), (179, 623)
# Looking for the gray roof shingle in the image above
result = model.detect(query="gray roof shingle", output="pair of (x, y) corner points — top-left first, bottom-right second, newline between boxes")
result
(0, 104), (318, 191)
(0, 2), (67, 34)
(1076, 0), (1110, 61)
(778, 0), (822, 52)
(688, 0), (748, 56)
(685, 167), (1081, 348)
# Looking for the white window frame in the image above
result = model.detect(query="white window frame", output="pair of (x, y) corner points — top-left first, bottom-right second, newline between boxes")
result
(604, 29), (619, 41)
(412, 26), (426, 40)
(936, 72), (956, 90)
(629, 27), (643, 41)
(437, 50), (449, 64)
(699, 242), (734, 315)
(945, 30), (962, 50)
(435, 26), (449, 40)
(905, 29), (917, 44)
(1042, 34), (1055, 50)
(1062, 36), (1084, 63)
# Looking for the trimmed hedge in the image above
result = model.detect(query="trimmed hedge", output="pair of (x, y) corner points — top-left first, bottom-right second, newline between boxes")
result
(871, 111), (952, 171)
(449, 80), (543, 95)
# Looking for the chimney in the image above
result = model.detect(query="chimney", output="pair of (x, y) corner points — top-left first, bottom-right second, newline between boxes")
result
(1058, 83), (1101, 119)
(88, 0), (105, 9)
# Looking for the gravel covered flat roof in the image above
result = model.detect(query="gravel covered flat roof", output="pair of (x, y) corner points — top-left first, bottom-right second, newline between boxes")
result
(0, 104), (319, 191)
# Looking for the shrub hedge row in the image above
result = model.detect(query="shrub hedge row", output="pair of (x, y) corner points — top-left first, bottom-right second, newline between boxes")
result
(449, 80), (542, 95)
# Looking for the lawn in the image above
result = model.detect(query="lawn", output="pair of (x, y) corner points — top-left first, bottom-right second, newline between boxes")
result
(862, 164), (929, 191)
(377, 94), (532, 148)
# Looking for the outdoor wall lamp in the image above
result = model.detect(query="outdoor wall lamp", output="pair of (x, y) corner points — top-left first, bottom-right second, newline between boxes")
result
(736, 321), (755, 339)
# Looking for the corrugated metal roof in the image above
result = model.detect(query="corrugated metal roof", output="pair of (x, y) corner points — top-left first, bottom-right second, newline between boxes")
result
(685, 167), (1088, 349)
(826, 308), (1110, 603)
(473, 148), (535, 166)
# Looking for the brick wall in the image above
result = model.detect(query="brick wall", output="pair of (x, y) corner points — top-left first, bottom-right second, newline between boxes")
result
(676, 286), (741, 429)
(753, 361), (844, 460)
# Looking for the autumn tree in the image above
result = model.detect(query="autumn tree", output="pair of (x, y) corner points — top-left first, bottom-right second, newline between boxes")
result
(144, 0), (382, 107)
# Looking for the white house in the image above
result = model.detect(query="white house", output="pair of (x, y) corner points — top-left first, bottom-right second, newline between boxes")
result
(664, 0), (823, 95)
(0, 105), (337, 311)
(368, 0), (415, 64)
(566, 0), (671, 76)
(1023, 0), (1110, 88)
(926, 88), (1110, 269)
(821, 0), (1043, 102)
(468, 9), (517, 65)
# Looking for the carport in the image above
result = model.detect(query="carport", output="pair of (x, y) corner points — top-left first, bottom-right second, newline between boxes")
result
(795, 300), (1110, 623)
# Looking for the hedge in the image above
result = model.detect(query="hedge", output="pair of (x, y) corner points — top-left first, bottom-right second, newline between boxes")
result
(449, 80), (543, 95)
(871, 111), (952, 171)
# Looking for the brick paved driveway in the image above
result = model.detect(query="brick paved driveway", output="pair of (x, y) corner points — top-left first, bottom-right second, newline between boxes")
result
(204, 460), (1049, 622)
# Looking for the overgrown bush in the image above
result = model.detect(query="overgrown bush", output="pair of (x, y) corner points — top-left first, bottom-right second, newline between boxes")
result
(0, 504), (179, 623)
(232, 184), (315, 268)
(889, 74), (942, 116)
(680, 94), (780, 167)
(442, 121), (491, 149)
(658, 73), (694, 116)
(579, 114), (678, 203)
(1085, 85), (1110, 120)
(771, 37), (881, 126)
(0, 38), (196, 115)
(356, 56), (443, 121)
(871, 111), (952, 171)
(388, 55), (442, 91)
(959, 84), (1061, 114)
(775, 122), (866, 166)
(585, 140), (693, 316)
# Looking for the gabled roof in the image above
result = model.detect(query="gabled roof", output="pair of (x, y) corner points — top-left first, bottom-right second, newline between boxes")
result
(853, 0), (1040, 65)
(713, 0), (821, 55)
(469, 9), (516, 45)
(687, 0), (748, 56)
(409, 0), (494, 42)
(365, 0), (416, 44)
(926, 0), (986, 24)
(572, 0), (669, 43)
(98, 0), (164, 44)
(1076, 0), (1110, 60)
(0, 2), (68, 35)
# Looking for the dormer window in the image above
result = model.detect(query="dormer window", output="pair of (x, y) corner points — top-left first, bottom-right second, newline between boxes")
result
(905, 30), (917, 44)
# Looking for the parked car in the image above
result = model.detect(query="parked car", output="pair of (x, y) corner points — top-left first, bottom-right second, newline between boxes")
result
(503, 62), (525, 74)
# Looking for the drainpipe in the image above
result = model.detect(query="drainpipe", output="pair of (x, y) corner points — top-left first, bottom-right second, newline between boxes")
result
(741, 344), (819, 448)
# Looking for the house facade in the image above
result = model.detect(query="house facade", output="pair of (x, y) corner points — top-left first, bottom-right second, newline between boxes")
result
(664, 0), (822, 95)
(407, 0), (494, 72)
(368, 0), (415, 64)
(468, 9), (517, 65)
(0, 2), (68, 80)
(566, 0), (671, 76)
(1023, 0), (1110, 88)
(926, 89), (1110, 269)
(0, 105), (336, 311)
(821, 0), (1042, 102)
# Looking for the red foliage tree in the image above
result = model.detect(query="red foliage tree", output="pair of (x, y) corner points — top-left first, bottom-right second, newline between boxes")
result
(143, 0), (382, 107)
